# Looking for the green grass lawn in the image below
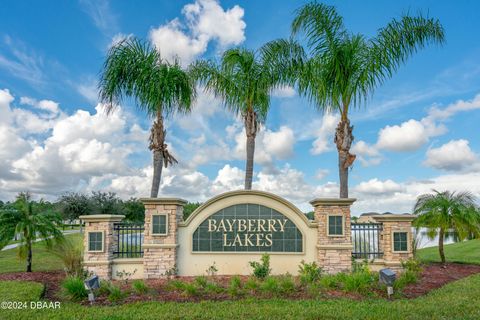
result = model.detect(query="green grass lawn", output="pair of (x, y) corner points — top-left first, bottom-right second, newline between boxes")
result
(0, 274), (479, 320)
(0, 281), (44, 301)
(416, 239), (480, 264)
(0, 233), (82, 273)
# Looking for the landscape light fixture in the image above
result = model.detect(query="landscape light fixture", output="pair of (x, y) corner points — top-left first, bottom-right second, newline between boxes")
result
(379, 268), (396, 298)
(84, 275), (100, 303)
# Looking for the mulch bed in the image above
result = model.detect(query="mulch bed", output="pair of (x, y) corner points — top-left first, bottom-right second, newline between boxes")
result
(1, 263), (479, 304)
(402, 263), (480, 298)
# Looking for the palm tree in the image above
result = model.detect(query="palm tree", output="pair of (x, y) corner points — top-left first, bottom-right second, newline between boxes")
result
(190, 47), (293, 189)
(266, 2), (444, 197)
(0, 192), (64, 272)
(413, 190), (480, 264)
(99, 38), (196, 198)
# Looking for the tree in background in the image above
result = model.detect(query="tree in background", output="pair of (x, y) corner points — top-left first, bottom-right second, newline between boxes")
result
(413, 190), (480, 265)
(0, 192), (64, 272)
(191, 46), (295, 190)
(58, 192), (92, 222)
(90, 191), (123, 215)
(123, 198), (145, 222)
(99, 38), (196, 198)
(268, 2), (444, 197)
(183, 202), (202, 221)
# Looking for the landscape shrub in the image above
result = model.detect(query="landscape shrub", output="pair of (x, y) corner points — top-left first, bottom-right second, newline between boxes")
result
(61, 276), (88, 302)
(244, 277), (259, 291)
(260, 277), (279, 296)
(166, 279), (186, 291)
(402, 258), (422, 274)
(97, 280), (113, 296)
(182, 283), (199, 297)
(298, 260), (322, 285)
(194, 276), (208, 288)
(108, 284), (126, 303)
(341, 270), (375, 294)
(278, 274), (296, 294)
(319, 274), (340, 289)
(228, 276), (243, 297)
(49, 238), (83, 277)
(204, 282), (224, 294)
(131, 280), (149, 295)
(249, 253), (271, 279)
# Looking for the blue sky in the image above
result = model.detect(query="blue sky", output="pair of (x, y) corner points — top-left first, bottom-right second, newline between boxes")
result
(0, 0), (479, 215)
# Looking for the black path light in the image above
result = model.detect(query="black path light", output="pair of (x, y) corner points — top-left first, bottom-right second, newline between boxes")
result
(379, 268), (396, 298)
(84, 275), (100, 303)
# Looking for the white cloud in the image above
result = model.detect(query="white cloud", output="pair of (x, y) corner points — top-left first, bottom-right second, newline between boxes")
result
(314, 169), (329, 180)
(376, 119), (428, 152)
(211, 164), (244, 193)
(424, 139), (478, 171)
(351, 140), (382, 167)
(309, 113), (339, 155)
(79, 0), (118, 37)
(149, 0), (246, 65)
(353, 178), (404, 196)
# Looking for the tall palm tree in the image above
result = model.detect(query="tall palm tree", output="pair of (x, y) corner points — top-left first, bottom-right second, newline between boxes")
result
(413, 190), (480, 264)
(190, 47), (293, 189)
(0, 192), (64, 272)
(99, 38), (196, 198)
(266, 2), (444, 197)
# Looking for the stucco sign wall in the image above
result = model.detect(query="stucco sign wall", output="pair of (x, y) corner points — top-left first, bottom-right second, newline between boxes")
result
(192, 203), (303, 252)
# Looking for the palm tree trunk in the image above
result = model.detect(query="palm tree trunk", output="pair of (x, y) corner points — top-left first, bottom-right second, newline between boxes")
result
(334, 117), (355, 198)
(149, 111), (166, 198)
(244, 110), (258, 190)
(438, 228), (446, 265)
(151, 150), (164, 198)
(26, 240), (32, 272)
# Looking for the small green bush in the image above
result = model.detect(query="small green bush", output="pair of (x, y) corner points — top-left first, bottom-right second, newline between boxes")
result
(194, 276), (208, 288)
(97, 280), (113, 296)
(183, 283), (199, 297)
(228, 276), (243, 297)
(249, 253), (271, 279)
(167, 279), (186, 291)
(402, 258), (422, 274)
(319, 274), (340, 289)
(61, 276), (88, 302)
(298, 260), (322, 285)
(132, 280), (149, 295)
(260, 277), (279, 296)
(278, 274), (296, 294)
(108, 284), (126, 303)
(244, 277), (259, 291)
(341, 270), (375, 294)
(205, 282), (224, 294)
(394, 270), (419, 290)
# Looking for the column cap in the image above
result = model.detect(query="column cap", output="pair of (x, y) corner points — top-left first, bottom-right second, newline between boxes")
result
(370, 214), (416, 222)
(79, 214), (125, 222)
(310, 198), (356, 207)
(140, 198), (187, 206)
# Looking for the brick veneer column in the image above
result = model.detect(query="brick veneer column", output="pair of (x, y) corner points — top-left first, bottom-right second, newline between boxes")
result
(310, 198), (356, 274)
(372, 215), (415, 271)
(79, 215), (124, 279)
(140, 198), (186, 279)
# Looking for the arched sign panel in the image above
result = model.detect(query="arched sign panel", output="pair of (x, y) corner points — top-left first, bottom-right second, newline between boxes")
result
(192, 203), (303, 252)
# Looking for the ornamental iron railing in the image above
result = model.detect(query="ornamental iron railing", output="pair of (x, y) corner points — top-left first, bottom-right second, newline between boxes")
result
(113, 223), (144, 258)
(351, 223), (383, 260)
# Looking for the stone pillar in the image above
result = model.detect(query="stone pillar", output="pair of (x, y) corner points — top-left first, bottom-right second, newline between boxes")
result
(79, 214), (124, 279)
(310, 198), (356, 274)
(372, 215), (415, 271)
(141, 198), (186, 279)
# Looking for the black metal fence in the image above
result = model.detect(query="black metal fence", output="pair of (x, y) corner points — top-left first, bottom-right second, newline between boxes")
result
(351, 223), (383, 260)
(113, 223), (145, 258)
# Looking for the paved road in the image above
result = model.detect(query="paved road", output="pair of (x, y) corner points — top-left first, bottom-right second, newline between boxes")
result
(1, 230), (81, 251)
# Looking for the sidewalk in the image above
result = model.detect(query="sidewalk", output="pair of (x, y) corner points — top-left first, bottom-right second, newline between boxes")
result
(1, 230), (81, 251)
